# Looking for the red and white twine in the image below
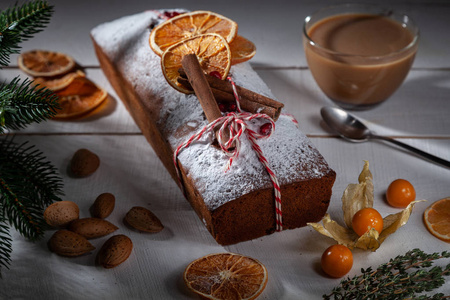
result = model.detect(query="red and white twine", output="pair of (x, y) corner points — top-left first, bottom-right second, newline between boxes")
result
(173, 77), (284, 231)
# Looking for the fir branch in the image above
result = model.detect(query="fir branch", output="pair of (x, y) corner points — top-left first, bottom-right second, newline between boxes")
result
(0, 136), (64, 242)
(1, 0), (53, 40)
(0, 213), (12, 278)
(0, 0), (60, 279)
(324, 249), (450, 299)
(0, 76), (59, 133)
(0, 27), (21, 68)
(0, 0), (54, 67)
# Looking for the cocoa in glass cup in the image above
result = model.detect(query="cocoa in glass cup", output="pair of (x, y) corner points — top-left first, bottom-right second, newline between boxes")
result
(303, 4), (419, 110)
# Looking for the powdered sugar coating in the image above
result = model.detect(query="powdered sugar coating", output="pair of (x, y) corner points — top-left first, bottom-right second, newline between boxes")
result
(91, 10), (332, 211)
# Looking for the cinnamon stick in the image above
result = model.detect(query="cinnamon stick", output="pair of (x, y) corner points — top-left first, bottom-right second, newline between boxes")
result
(178, 68), (284, 121)
(178, 77), (281, 120)
(181, 54), (232, 148)
(178, 77), (281, 121)
(181, 54), (222, 123)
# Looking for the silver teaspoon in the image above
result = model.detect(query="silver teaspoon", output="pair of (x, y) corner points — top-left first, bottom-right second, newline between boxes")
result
(320, 106), (450, 169)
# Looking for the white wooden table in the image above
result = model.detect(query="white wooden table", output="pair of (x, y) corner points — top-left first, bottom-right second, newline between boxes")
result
(1, 0), (449, 299)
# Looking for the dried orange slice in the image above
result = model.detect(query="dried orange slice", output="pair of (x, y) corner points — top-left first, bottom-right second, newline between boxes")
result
(33, 70), (85, 91)
(184, 253), (268, 300)
(150, 10), (238, 56)
(161, 33), (231, 94)
(18, 50), (75, 77)
(423, 197), (450, 243)
(230, 35), (256, 65)
(53, 77), (107, 119)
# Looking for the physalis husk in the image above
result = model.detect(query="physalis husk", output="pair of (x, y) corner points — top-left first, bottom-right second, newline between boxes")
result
(308, 160), (423, 251)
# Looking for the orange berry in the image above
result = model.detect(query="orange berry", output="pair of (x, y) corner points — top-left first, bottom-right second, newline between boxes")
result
(321, 244), (353, 278)
(352, 207), (383, 236)
(386, 179), (416, 208)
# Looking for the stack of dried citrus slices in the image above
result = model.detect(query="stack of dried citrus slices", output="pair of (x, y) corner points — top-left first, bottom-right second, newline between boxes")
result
(149, 10), (256, 93)
(18, 50), (107, 119)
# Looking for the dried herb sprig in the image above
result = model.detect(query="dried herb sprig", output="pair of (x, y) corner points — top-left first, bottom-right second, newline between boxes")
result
(324, 248), (450, 300)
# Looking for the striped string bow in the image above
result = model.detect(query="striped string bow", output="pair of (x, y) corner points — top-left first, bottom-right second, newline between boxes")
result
(173, 77), (285, 231)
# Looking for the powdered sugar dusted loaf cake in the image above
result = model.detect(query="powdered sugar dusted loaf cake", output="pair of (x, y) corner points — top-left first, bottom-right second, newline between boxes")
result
(91, 9), (336, 245)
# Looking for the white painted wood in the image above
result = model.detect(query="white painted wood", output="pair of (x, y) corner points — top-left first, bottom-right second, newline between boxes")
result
(2, 67), (449, 137)
(2, 0), (450, 68)
(0, 0), (449, 298)
(1, 135), (448, 299)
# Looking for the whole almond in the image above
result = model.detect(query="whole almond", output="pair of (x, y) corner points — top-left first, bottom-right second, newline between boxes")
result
(70, 148), (100, 177)
(44, 201), (79, 228)
(96, 234), (133, 269)
(68, 217), (118, 239)
(91, 193), (115, 219)
(124, 206), (164, 233)
(48, 230), (95, 257)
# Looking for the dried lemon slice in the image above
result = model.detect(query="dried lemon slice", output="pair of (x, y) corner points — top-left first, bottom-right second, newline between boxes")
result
(53, 77), (107, 119)
(230, 35), (256, 65)
(161, 33), (231, 94)
(184, 253), (268, 300)
(33, 70), (86, 91)
(18, 50), (75, 77)
(423, 197), (450, 243)
(150, 10), (238, 56)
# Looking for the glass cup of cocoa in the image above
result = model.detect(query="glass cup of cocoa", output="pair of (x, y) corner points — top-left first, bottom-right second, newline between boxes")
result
(303, 4), (419, 110)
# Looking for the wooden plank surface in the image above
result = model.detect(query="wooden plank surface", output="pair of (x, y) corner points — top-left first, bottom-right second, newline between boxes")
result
(3, 0), (450, 68)
(1, 135), (449, 299)
(2, 67), (450, 138)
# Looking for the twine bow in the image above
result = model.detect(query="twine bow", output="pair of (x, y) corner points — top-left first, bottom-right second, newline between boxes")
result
(173, 77), (283, 231)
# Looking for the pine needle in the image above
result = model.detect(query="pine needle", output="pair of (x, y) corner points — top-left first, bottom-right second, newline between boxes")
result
(0, 136), (64, 241)
(0, 76), (60, 132)
(0, 216), (12, 278)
